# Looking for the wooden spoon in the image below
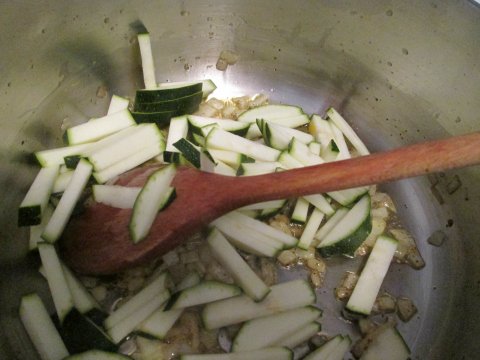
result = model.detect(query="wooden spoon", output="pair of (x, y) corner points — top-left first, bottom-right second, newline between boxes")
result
(61, 132), (480, 275)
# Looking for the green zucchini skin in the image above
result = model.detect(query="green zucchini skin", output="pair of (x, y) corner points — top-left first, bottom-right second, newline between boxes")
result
(135, 82), (202, 103)
(133, 91), (202, 115)
(131, 110), (175, 128)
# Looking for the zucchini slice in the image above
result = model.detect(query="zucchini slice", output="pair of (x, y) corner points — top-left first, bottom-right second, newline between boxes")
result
(137, 306), (183, 340)
(61, 263), (101, 315)
(211, 217), (283, 257)
(133, 91), (203, 115)
(165, 280), (242, 310)
(66, 109), (136, 145)
(314, 208), (349, 243)
(303, 335), (348, 360)
(172, 138), (214, 169)
(237, 161), (283, 176)
(19, 293), (70, 360)
(206, 128), (280, 162)
(131, 110), (175, 127)
(297, 208), (325, 250)
(166, 116), (189, 152)
(317, 194), (372, 257)
(277, 150), (303, 169)
(107, 290), (170, 344)
(188, 115), (251, 137)
(360, 325), (410, 360)
(138, 33), (157, 89)
(93, 143), (163, 184)
(104, 272), (169, 330)
(239, 199), (287, 211)
(346, 235), (398, 315)
(107, 95), (129, 115)
(213, 160), (237, 176)
(64, 350), (131, 360)
(179, 347), (293, 360)
(208, 149), (254, 170)
(202, 279), (316, 329)
(35, 144), (91, 167)
(326, 107), (370, 156)
(29, 205), (54, 250)
(207, 229), (270, 302)
(329, 121), (351, 160)
(275, 322), (321, 349)
(37, 243), (74, 323)
(328, 186), (369, 207)
(157, 79), (216, 98)
(308, 141), (322, 156)
(303, 194), (334, 216)
(288, 138), (325, 166)
(52, 170), (74, 194)
(223, 211), (298, 249)
(262, 121), (314, 150)
(291, 197), (310, 224)
(92, 185), (141, 209)
(41, 159), (92, 243)
(18, 165), (59, 226)
(87, 124), (164, 171)
(136, 82), (202, 103)
(232, 306), (322, 351)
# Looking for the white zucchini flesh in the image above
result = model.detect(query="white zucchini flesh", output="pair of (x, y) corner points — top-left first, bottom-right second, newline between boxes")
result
(157, 79), (217, 98)
(41, 159), (92, 243)
(360, 326), (411, 360)
(325, 336), (352, 360)
(303, 194), (335, 216)
(66, 109), (136, 145)
(29, 205), (53, 250)
(138, 33), (157, 89)
(168, 280), (242, 310)
(80, 125), (141, 158)
(317, 195), (371, 250)
(327, 107), (370, 156)
(137, 306), (183, 340)
(238, 161), (284, 176)
(211, 216), (283, 256)
(61, 262), (100, 314)
(263, 121), (314, 150)
(129, 164), (177, 243)
(297, 208), (325, 250)
(208, 149), (250, 169)
(277, 151), (304, 169)
(188, 115), (250, 134)
(19, 293), (70, 360)
(93, 143), (163, 184)
(291, 197), (310, 223)
(238, 104), (303, 123)
(92, 185), (141, 209)
(137, 271), (201, 339)
(207, 228), (270, 301)
(346, 235), (398, 315)
(108, 289), (170, 343)
(232, 306), (322, 352)
(18, 165), (59, 226)
(35, 143), (91, 167)
(288, 138), (325, 166)
(64, 350), (131, 360)
(308, 141), (322, 156)
(303, 335), (343, 360)
(166, 116), (189, 152)
(314, 208), (349, 243)
(37, 243), (74, 322)
(202, 279), (316, 329)
(179, 347), (293, 360)
(247, 115), (309, 139)
(52, 170), (74, 193)
(329, 121), (351, 160)
(239, 199), (286, 211)
(87, 123), (164, 171)
(107, 95), (130, 115)
(275, 322), (321, 349)
(224, 211), (298, 248)
(214, 160), (237, 176)
(206, 128), (280, 162)
(328, 186), (370, 206)
(310, 115), (334, 145)
(104, 272), (169, 329)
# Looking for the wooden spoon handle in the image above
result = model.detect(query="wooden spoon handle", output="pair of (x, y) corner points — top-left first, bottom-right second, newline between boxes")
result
(227, 131), (480, 205)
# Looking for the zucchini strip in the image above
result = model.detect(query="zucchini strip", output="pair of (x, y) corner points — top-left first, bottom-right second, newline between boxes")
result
(137, 33), (157, 89)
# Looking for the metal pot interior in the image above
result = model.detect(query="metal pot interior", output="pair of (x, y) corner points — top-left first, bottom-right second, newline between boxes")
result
(1, 1), (479, 359)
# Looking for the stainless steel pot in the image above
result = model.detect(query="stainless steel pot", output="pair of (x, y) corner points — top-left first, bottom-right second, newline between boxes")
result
(1, 1), (479, 359)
